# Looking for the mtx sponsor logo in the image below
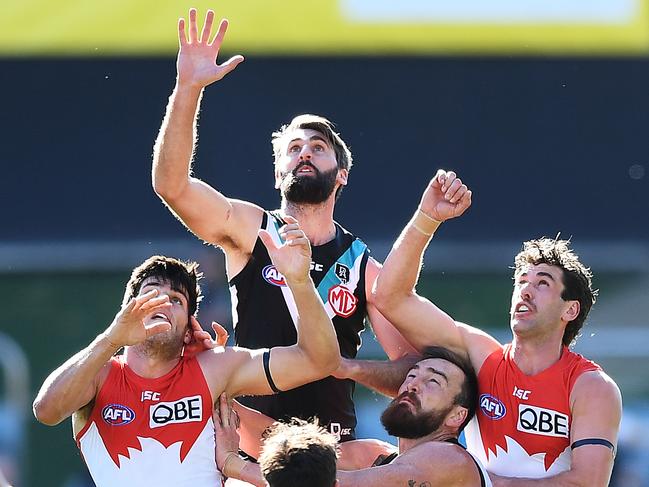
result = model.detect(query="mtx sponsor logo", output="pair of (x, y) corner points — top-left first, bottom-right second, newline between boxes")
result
(328, 285), (357, 318)
(149, 395), (203, 429)
(102, 404), (135, 426)
(262, 265), (287, 287)
(479, 394), (506, 420)
(517, 404), (569, 438)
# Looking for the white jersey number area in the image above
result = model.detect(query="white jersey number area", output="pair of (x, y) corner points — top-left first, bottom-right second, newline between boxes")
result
(149, 396), (203, 429)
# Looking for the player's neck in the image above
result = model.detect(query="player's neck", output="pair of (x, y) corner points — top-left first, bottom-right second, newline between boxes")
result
(398, 431), (457, 453)
(281, 199), (337, 246)
(510, 335), (564, 376)
(124, 346), (182, 379)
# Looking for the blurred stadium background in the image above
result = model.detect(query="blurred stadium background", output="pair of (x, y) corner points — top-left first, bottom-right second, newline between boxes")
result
(1, 0), (648, 485)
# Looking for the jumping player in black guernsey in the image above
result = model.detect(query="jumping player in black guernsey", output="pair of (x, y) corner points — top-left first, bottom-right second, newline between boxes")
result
(152, 8), (414, 449)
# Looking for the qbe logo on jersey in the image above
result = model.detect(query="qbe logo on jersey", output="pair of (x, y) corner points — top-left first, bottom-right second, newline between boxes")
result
(517, 404), (569, 438)
(149, 395), (203, 429)
(328, 284), (357, 318)
(102, 404), (136, 426)
(262, 265), (287, 287)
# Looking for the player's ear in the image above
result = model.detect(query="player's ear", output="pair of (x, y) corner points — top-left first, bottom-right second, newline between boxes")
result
(445, 405), (468, 430)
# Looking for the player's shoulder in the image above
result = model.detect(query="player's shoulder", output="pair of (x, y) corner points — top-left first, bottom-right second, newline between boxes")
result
(400, 441), (480, 479)
(572, 368), (621, 403)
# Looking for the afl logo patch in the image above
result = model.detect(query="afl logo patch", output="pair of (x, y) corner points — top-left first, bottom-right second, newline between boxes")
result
(328, 285), (358, 318)
(262, 265), (287, 287)
(102, 404), (135, 426)
(479, 394), (506, 420)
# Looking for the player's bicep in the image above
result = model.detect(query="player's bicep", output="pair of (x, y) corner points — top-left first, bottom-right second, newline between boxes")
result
(161, 179), (262, 249)
(223, 347), (275, 398)
(568, 371), (622, 486)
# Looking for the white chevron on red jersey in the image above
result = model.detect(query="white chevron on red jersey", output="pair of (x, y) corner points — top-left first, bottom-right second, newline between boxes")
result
(75, 355), (222, 487)
(464, 344), (600, 478)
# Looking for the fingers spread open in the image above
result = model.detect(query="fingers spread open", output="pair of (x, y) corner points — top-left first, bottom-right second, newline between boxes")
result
(209, 19), (229, 48)
(200, 10), (214, 43)
(258, 229), (278, 252)
(178, 18), (188, 46)
(188, 8), (198, 43)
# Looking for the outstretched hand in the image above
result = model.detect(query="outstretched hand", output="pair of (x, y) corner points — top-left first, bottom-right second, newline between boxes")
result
(419, 169), (472, 222)
(176, 8), (244, 89)
(105, 290), (172, 348)
(259, 215), (312, 285)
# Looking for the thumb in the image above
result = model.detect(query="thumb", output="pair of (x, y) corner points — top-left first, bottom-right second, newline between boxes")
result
(220, 55), (244, 77)
(212, 322), (229, 346)
(258, 229), (279, 252)
(145, 322), (171, 338)
(432, 169), (446, 189)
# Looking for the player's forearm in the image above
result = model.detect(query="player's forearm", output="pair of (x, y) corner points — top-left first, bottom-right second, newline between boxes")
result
(339, 356), (419, 398)
(152, 83), (204, 200)
(492, 469), (610, 487)
(374, 210), (435, 307)
(33, 333), (119, 425)
(289, 278), (340, 372)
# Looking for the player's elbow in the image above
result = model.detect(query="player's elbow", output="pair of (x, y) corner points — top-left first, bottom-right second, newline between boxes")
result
(372, 283), (411, 315)
(152, 175), (183, 203)
(33, 396), (64, 426)
(309, 344), (341, 377)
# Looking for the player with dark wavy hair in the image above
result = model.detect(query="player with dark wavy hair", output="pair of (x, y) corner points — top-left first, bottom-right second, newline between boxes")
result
(34, 217), (341, 487)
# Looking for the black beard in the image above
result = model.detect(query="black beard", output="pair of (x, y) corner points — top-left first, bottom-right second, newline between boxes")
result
(380, 392), (449, 439)
(280, 163), (338, 204)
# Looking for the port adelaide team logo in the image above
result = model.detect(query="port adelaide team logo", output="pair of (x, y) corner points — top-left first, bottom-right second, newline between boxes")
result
(262, 265), (287, 287)
(479, 394), (506, 420)
(102, 403), (135, 426)
(328, 263), (356, 317)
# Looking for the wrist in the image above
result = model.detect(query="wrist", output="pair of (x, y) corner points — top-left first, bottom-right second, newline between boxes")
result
(222, 451), (247, 480)
(410, 208), (442, 237)
(98, 332), (122, 355)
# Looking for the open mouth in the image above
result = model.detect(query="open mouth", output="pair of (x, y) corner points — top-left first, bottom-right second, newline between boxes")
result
(513, 302), (534, 316)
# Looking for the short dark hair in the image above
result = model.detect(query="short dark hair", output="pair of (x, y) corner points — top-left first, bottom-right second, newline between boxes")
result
(122, 255), (202, 317)
(272, 114), (352, 200)
(259, 419), (338, 487)
(420, 346), (478, 432)
(514, 237), (597, 347)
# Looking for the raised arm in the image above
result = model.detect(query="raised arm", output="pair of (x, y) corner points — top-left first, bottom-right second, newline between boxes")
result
(491, 370), (622, 487)
(216, 217), (340, 398)
(373, 170), (499, 368)
(365, 257), (419, 360)
(152, 9), (259, 254)
(33, 290), (172, 425)
(333, 355), (421, 398)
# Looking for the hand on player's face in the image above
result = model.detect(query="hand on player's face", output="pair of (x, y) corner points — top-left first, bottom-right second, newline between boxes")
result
(176, 8), (244, 89)
(419, 169), (472, 222)
(259, 216), (312, 285)
(106, 288), (173, 348)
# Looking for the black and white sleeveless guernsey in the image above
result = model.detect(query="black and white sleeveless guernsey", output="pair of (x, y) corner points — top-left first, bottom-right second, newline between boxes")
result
(230, 211), (369, 442)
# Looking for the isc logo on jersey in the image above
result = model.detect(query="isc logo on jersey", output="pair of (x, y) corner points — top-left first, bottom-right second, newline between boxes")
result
(149, 395), (203, 429)
(517, 404), (569, 438)
(102, 404), (135, 426)
(262, 265), (287, 287)
(328, 285), (357, 317)
(479, 394), (506, 420)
